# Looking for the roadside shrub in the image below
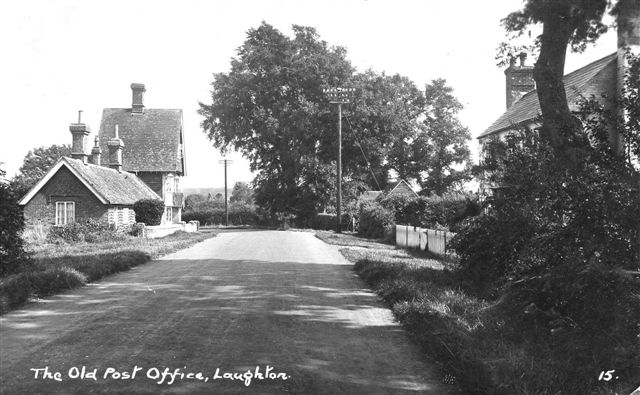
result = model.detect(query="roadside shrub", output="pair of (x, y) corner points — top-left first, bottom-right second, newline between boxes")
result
(378, 194), (419, 225)
(296, 213), (353, 231)
(0, 176), (29, 277)
(450, 71), (640, 393)
(182, 204), (259, 226)
(0, 274), (32, 314)
(28, 267), (87, 296)
(133, 199), (165, 225)
(46, 219), (124, 244)
(358, 200), (395, 239)
(0, 267), (87, 314)
(66, 250), (150, 282)
(378, 193), (480, 231)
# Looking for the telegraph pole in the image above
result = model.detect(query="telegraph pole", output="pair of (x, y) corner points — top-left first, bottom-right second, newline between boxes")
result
(323, 87), (355, 233)
(218, 159), (233, 226)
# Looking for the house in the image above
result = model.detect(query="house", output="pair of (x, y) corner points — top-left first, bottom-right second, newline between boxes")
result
(19, 83), (186, 229)
(97, 84), (186, 224)
(19, 123), (160, 228)
(359, 179), (419, 203)
(478, 52), (617, 145)
(386, 179), (419, 198)
(477, 14), (639, 193)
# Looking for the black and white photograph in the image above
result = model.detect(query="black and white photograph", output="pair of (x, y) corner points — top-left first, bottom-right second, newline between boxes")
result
(0, 1), (639, 394)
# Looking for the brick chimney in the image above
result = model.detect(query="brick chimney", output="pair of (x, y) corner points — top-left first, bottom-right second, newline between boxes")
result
(131, 83), (146, 114)
(504, 53), (535, 109)
(108, 125), (124, 172)
(90, 136), (101, 165)
(70, 110), (90, 164)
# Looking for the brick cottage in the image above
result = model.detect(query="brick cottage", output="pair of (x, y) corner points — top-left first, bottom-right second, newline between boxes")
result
(19, 84), (186, 229)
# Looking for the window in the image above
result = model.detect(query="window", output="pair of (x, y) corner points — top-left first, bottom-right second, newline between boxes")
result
(165, 207), (173, 223)
(165, 175), (175, 194)
(55, 202), (75, 226)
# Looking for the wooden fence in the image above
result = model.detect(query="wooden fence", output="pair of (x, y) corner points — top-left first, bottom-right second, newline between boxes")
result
(395, 225), (456, 256)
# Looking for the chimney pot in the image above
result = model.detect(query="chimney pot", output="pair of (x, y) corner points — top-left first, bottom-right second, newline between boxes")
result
(107, 124), (124, 172)
(131, 83), (146, 114)
(519, 52), (527, 67)
(90, 136), (101, 165)
(70, 120), (91, 164)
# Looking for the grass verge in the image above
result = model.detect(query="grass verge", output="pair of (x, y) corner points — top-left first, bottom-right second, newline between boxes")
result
(316, 231), (634, 395)
(0, 230), (218, 315)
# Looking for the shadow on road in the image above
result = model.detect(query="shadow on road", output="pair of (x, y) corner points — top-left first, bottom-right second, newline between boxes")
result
(1, 249), (451, 394)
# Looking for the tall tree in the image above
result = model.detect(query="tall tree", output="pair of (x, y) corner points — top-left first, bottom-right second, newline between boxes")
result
(200, 23), (427, 218)
(199, 23), (354, 219)
(413, 79), (471, 195)
(11, 144), (71, 197)
(346, 71), (425, 186)
(229, 181), (254, 205)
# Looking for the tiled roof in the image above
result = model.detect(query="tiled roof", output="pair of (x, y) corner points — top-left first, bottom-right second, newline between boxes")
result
(479, 53), (617, 139)
(98, 108), (184, 173)
(387, 180), (419, 198)
(359, 191), (383, 201)
(63, 157), (160, 204)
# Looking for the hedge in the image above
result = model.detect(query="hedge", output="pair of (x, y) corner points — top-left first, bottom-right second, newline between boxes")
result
(358, 200), (395, 239)
(379, 194), (480, 232)
(133, 199), (165, 225)
(182, 205), (259, 226)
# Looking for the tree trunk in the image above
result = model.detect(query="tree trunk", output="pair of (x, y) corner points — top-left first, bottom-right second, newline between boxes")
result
(533, 10), (586, 163)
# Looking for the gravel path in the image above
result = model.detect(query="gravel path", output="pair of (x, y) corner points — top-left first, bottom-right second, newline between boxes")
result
(0, 230), (455, 394)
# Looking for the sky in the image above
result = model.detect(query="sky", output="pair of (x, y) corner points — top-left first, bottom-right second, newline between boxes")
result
(0, 0), (617, 188)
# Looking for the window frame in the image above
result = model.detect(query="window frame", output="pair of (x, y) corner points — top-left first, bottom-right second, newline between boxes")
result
(55, 201), (75, 226)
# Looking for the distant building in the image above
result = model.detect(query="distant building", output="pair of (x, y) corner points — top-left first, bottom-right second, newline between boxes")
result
(359, 179), (419, 203)
(19, 84), (186, 228)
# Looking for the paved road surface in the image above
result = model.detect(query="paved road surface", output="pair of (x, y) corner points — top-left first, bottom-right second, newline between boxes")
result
(0, 230), (455, 394)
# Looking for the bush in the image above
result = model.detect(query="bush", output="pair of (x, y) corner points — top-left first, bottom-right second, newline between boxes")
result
(294, 213), (353, 231)
(358, 200), (395, 239)
(0, 267), (87, 314)
(450, 80), (640, 392)
(133, 199), (165, 225)
(46, 219), (125, 244)
(182, 204), (259, 226)
(0, 177), (29, 277)
(378, 193), (480, 231)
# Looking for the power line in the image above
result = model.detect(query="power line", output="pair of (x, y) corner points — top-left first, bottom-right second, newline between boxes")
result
(343, 114), (382, 191)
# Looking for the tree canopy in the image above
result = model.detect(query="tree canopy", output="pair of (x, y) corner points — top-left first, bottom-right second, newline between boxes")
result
(200, 22), (472, 218)
(412, 79), (471, 195)
(229, 181), (254, 205)
(11, 144), (71, 197)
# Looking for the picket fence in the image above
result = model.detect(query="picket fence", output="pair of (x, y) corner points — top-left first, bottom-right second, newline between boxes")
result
(395, 225), (456, 256)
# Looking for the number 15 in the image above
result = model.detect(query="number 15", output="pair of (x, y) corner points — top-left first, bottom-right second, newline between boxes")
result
(598, 370), (615, 381)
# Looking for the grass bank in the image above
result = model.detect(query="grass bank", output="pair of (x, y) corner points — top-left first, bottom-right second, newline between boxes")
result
(316, 231), (633, 395)
(0, 230), (218, 315)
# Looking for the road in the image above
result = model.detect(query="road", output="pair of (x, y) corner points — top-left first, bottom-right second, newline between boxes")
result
(0, 230), (455, 394)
